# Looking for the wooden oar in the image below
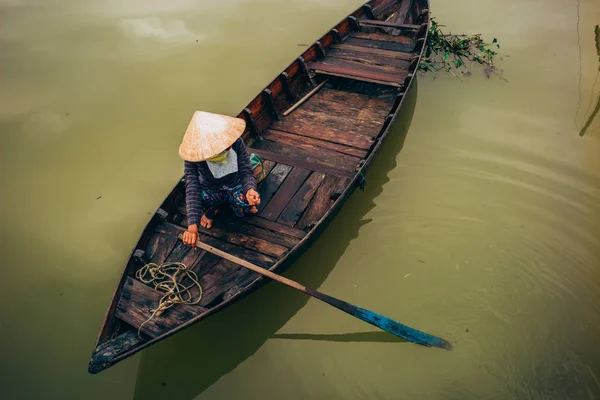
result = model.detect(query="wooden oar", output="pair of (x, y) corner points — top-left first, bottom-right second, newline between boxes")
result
(178, 234), (452, 350)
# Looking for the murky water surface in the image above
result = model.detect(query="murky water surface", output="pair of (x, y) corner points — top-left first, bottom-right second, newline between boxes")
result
(1, 0), (599, 399)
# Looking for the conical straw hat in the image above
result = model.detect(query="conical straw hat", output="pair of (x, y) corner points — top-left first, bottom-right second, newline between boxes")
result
(178, 111), (246, 162)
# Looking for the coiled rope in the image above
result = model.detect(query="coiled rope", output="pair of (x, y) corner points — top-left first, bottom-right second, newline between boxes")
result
(134, 262), (203, 338)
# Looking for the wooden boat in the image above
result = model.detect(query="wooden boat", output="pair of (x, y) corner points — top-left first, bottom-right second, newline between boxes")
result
(89, 0), (430, 374)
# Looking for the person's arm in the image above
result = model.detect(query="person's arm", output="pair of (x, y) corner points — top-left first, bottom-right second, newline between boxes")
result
(233, 138), (257, 194)
(184, 161), (203, 228)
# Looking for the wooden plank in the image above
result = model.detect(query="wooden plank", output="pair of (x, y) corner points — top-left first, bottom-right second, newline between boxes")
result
(263, 129), (367, 158)
(311, 54), (408, 75)
(175, 204), (302, 247)
(354, 97), (397, 132)
(155, 222), (276, 268)
(344, 37), (414, 53)
(240, 215), (307, 239)
(308, 87), (371, 109)
(193, 219), (290, 258)
(287, 108), (385, 139)
(214, 217), (301, 247)
(195, 260), (240, 306)
(198, 260), (262, 307)
(308, 59), (407, 86)
(115, 277), (207, 338)
(372, 0), (399, 20)
(271, 118), (374, 149)
(261, 166), (311, 221)
(278, 172), (326, 227)
(189, 251), (223, 280)
(301, 88), (391, 122)
(251, 140), (361, 174)
(145, 232), (178, 264)
(358, 19), (419, 30)
(174, 193), (304, 244)
(350, 32), (414, 46)
(392, 0), (414, 29)
(289, 95), (388, 134)
(257, 163), (293, 213)
(91, 331), (145, 371)
(333, 44), (414, 60)
(251, 148), (356, 179)
(192, 232), (276, 269)
(327, 47), (411, 69)
(296, 175), (351, 230)
(261, 159), (276, 176)
(164, 241), (191, 263)
(181, 245), (205, 272)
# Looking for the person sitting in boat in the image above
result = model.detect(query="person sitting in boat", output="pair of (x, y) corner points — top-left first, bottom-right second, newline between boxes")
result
(179, 111), (261, 247)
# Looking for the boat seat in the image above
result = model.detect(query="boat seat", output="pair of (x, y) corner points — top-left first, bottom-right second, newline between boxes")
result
(308, 31), (414, 87)
(358, 19), (420, 31)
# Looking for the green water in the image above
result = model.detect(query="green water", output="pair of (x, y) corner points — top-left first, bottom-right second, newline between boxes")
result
(1, 0), (599, 399)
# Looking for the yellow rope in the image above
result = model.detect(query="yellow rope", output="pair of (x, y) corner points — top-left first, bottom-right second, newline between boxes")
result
(134, 262), (203, 338)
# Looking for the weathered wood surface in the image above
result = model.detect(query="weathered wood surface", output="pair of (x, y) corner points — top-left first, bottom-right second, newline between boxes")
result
(296, 175), (351, 230)
(256, 163), (293, 213)
(263, 129), (367, 158)
(174, 202), (296, 258)
(90, 330), (145, 372)
(261, 166), (311, 221)
(198, 260), (261, 306)
(332, 44), (414, 60)
(252, 148), (356, 179)
(280, 107), (383, 139)
(283, 80), (328, 117)
(271, 118), (374, 149)
(278, 172), (326, 227)
(372, 0), (400, 20)
(195, 220), (290, 258)
(358, 19), (419, 30)
(190, 216), (302, 248)
(302, 88), (391, 123)
(352, 31), (415, 45)
(115, 277), (208, 338)
(240, 215), (307, 239)
(145, 233), (178, 264)
(327, 47), (411, 69)
(391, 0), (414, 31)
(156, 222), (277, 268)
(344, 37), (414, 53)
(251, 140), (361, 173)
(309, 58), (408, 87)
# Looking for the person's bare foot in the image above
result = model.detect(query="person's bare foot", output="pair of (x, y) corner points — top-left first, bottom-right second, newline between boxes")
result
(249, 206), (258, 214)
(200, 214), (213, 228)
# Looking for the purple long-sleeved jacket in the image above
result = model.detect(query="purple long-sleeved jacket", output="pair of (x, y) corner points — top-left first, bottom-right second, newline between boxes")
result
(184, 138), (257, 226)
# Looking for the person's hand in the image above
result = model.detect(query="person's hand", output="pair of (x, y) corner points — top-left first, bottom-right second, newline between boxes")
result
(246, 188), (261, 206)
(183, 224), (198, 247)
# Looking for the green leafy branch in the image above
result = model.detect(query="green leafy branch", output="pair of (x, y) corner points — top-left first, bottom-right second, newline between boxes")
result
(419, 18), (506, 81)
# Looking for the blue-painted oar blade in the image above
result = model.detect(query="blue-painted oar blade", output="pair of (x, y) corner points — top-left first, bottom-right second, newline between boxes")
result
(353, 306), (452, 350)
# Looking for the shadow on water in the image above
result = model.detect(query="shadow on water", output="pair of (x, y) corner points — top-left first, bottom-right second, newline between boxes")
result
(271, 331), (407, 343)
(133, 79), (420, 400)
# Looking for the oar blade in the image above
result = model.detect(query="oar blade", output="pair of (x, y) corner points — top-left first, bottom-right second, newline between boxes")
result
(353, 306), (452, 350)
